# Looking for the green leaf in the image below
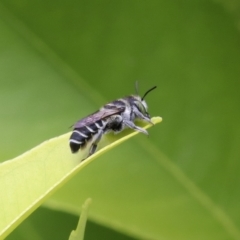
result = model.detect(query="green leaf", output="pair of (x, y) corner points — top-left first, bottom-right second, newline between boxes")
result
(68, 198), (92, 240)
(1, 0), (240, 239)
(6, 207), (136, 240)
(0, 117), (161, 239)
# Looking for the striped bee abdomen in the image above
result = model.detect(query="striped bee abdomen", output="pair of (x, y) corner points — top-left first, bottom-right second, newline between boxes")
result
(69, 120), (104, 153)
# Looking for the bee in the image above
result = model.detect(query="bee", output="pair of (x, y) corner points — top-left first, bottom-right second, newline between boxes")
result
(69, 83), (156, 158)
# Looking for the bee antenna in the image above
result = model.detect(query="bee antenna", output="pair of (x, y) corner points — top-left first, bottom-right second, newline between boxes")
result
(135, 81), (139, 95)
(141, 86), (157, 101)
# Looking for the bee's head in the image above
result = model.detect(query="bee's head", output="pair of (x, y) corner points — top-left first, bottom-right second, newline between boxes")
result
(133, 83), (157, 120)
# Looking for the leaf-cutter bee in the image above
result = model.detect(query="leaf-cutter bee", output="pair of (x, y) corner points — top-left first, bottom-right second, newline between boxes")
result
(69, 83), (156, 158)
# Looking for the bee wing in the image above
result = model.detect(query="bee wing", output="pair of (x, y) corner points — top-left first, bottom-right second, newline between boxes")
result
(73, 106), (125, 128)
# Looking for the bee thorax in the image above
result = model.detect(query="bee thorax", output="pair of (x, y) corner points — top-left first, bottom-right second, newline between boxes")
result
(105, 115), (123, 132)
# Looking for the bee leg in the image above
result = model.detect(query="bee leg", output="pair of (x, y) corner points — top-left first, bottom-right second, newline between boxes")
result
(88, 130), (103, 157)
(81, 131), (103, 162)
(124, 120), (148, 135)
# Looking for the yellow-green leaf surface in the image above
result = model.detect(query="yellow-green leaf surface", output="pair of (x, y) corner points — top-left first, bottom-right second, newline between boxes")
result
(0, 117), (161, 239)
(68, 198), (92, 240)
(1, 0), (240, 240)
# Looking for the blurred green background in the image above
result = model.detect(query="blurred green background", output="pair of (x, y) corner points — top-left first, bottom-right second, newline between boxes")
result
(1, 0), (240, 239)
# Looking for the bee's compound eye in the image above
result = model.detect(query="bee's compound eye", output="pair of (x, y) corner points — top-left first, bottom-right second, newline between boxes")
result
(134, 101), (145, 113)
